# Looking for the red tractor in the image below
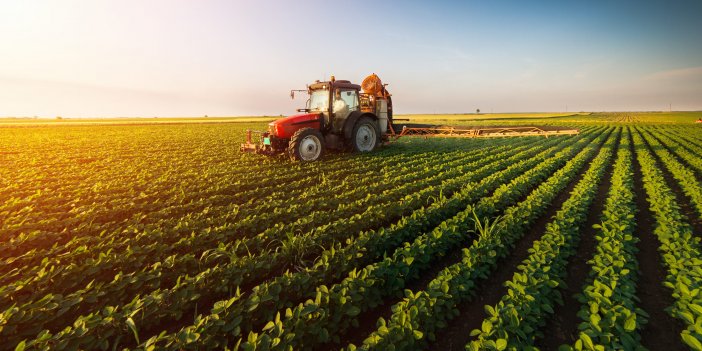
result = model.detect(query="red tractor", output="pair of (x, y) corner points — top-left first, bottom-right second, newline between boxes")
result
(241, 74), (394, 161)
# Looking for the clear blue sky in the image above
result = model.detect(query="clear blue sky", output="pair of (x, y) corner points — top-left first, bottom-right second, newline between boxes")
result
(1, 0), (701, 117)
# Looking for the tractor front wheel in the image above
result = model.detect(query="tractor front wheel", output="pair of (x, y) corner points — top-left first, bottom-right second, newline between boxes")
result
(350, 117), (380, 153)
(288, 128), (325, 162)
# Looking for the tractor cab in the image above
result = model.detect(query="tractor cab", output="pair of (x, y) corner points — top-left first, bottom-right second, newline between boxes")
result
(302, 78), (362, 134)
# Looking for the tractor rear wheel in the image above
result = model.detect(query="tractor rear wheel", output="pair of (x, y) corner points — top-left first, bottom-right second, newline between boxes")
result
(350, 117), (380, 153)
(288, 128), (325, 162)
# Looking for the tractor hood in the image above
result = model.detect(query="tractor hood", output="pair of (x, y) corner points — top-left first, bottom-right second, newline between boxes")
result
(269, 112), (322, 139)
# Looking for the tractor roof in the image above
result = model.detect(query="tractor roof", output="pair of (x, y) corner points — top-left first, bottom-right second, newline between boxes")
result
(309, 80), (361, 91)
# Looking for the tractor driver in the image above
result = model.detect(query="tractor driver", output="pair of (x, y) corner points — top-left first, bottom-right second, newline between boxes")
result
(333, 89), (350, 119)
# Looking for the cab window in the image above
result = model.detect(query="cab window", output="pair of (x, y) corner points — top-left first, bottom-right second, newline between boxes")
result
(338, 89), (359, 111)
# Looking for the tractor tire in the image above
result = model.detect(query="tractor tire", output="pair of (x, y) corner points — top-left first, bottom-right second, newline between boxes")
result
(288, 128), (325, 162)
(350, 117), (380, 153)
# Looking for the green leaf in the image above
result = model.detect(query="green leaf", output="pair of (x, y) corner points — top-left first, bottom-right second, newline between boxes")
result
(689, 304), (702, 316)
(301, 304), (317, 316)
(126, 317), (140, 344)
(14, 341), (26, 351)
(680, 332), (702, 351)
(347, 306), (361, 317)
(262, 321), (276, 331)
(482, 320), (493, 334)
(580, 332), (594, 351)
(485, 304), (497, 317)
(590, 313), (601, 329)
(680, 311), (695, 325)
(413, 330), (424, 340)
(496, 338), (507, 350)
(624, 314), (636, 332)
(682, 333), (702, 351)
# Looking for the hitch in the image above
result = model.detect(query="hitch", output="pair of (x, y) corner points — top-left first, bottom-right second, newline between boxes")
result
(240, 130), (282, 156)
(240, 130), (267, 153)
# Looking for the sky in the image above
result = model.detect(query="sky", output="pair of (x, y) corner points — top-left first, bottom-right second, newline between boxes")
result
(0, 0), (701, 117)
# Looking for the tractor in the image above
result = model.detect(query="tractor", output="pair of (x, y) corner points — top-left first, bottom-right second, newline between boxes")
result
(240, 74), (394, 161)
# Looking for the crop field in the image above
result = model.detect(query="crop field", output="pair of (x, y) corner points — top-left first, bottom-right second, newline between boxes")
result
(3, 112), (702, 351)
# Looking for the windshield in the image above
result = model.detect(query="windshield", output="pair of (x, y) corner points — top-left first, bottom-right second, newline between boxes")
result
(308, 89), (329, 111)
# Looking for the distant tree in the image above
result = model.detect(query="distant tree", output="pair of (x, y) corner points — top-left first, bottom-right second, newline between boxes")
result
(476, 109), (480, 114)
(56, 116), (63, 120)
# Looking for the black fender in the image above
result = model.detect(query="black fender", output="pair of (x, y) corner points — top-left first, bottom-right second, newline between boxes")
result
(343, 111), (378, 140)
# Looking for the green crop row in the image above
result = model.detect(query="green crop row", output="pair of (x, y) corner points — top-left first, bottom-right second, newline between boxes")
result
(637, 128), (702, 220)
(565, 128), (646, 350)
(345, 128), (614, 351)
(664, 127), (702, 152)
(633, 130), (702, 350)
(467, 128), (616, 350)
(655, 129), (702, 177)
